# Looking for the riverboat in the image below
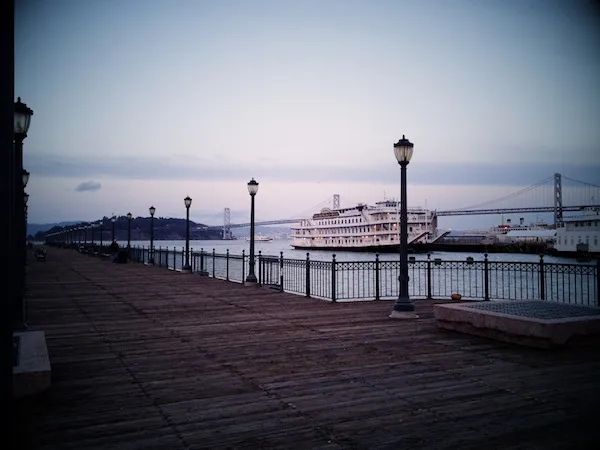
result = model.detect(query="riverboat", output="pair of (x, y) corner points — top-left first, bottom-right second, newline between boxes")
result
(290, 200), (439, 252)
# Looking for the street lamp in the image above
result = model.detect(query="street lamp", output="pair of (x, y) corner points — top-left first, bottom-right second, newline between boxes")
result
(14, 97), (33, 329)
(390, 135), (418, 319)
(183, 196), (192, 271)
(126, 212), (132, 249)
(111, 216), (116, 241)
(149, 206), (156, 264)
(245, 178), (259, 283)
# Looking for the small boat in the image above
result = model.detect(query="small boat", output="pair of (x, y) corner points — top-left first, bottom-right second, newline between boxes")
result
(247, 235), (273, 242)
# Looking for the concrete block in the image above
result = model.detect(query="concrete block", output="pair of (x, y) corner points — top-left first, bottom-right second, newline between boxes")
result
(434, 300), (600, 349)
(13, 330), (51, 397)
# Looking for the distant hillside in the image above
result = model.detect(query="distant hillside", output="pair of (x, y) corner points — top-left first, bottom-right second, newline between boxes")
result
(28, 221), (81, 237)
(29, 216), (222, 241)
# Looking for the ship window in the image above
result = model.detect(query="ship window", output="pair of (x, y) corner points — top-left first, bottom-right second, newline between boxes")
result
(595, 236), (598, 245)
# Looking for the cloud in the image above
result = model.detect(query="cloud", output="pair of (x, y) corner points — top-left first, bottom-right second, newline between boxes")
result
(25, 152), (600, 187)
(75, 181), (102, 192)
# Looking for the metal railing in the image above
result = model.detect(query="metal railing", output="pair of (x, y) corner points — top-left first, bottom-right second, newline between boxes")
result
(122, 246), (599, 307)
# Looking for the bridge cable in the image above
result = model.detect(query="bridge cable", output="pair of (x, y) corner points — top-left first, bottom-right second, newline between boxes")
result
(561, 175), (600, 189)
(447, 175), (554, 211)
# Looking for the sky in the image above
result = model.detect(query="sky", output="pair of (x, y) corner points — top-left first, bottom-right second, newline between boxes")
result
(15, 0), (600, 230)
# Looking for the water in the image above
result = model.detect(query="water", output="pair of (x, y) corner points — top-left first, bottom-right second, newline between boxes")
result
(118, 238), (597, 306)
(120, 238), (594, 265)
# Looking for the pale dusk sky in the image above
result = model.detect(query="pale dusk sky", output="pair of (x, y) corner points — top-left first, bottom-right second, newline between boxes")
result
(15, 0), (600, 229)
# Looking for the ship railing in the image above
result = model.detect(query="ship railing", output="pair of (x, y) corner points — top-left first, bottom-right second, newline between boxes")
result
(125, 246), (599, 307)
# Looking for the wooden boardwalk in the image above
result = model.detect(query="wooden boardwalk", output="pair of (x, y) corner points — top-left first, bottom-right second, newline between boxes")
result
(12, 247), (600, 449)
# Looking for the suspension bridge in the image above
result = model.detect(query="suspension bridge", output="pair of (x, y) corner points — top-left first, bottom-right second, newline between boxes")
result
(206, 173), (600, 236)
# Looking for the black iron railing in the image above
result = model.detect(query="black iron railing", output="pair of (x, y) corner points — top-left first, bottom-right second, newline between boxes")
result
(87, 244), (600, 307)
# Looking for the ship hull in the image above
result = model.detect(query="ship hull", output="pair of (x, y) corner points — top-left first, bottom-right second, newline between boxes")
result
(290, 243), (425, 253)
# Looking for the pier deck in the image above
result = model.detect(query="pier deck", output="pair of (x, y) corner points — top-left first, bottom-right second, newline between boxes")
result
(12, 248), (600, 449)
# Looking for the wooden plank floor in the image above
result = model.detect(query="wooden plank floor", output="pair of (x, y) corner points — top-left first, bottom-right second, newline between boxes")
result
(12, 247), (600, 449)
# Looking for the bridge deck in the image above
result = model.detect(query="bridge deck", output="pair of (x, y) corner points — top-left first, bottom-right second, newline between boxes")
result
(12, 248), (600, 449)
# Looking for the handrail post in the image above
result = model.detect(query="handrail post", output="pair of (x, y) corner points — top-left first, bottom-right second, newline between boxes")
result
(258, 251), (262, 286)
(374, 253), (380, 301)
(242, 249), (246, 282)
(279, 251), (284, 292)
(539, 254), (545, 301)
(226, 249), (230, 281)
(181, 246), (184, 270)
(212, 248), (216, 277)
(596, 258), (600, 308)
(426, 253), (432, 299)
(484, 253), (490, 301)
(200, 248), (205, 275)
(306, 253), (311, 298)
(332, 254), (337, 302)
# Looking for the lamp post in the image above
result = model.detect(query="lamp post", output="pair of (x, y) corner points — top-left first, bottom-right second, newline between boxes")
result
(23, 192), (29, 240)
(14, 97), (33, 329)
(183, 196), (192, 271)
(111, 216), (116, 241)
(390, 135), (418, 319)
(126, 212), (132, 249)
(149, 206), (156, 264)
(245, 178), (259, 283)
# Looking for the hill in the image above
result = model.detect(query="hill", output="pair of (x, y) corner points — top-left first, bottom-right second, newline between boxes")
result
(29, 216), (222, 241)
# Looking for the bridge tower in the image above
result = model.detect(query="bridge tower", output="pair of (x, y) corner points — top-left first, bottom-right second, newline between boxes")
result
(333, 194), (340, 209)
(554, 173), (562, 225)
(223, 208), (233, 240)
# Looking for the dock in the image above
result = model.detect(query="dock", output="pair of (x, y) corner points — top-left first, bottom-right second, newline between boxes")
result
(12, 247), (600, 449)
